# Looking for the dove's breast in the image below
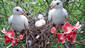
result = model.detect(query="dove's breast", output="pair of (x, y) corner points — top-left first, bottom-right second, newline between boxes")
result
(51, 9), (65, 24)
(11, 16), (25, 32)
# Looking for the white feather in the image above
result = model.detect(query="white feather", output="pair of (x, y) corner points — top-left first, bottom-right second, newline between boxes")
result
(8, 15), (13, 25)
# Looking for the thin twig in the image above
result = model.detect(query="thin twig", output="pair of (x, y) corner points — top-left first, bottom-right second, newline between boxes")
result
(75, 41), (85, 45)
(80, 39), (85, 42)
(25, 30), (28, 48)
(64, 43), (69, 48)
(7, 44), (12, 48)
(45, 0), (50, 16)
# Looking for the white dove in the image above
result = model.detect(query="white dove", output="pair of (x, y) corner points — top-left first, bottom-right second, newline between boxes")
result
(8, 6), (29, 32)
(48, 0), (68, 25)
(35, 14), (46, 27)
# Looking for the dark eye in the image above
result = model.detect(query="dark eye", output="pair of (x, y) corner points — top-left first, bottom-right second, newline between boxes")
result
(56, 3), (59, 5)
(16, 9), (19, 11)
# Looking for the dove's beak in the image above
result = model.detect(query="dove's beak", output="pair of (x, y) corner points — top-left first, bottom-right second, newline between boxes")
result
(51, 6), (55, 9)
(21, 12), (24, 15)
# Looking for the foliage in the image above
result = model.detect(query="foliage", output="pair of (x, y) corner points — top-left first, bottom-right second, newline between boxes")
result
(0, 0), (85, 48)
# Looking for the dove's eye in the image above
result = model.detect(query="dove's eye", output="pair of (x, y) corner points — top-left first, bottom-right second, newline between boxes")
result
(56, 3), (59, 5)
(16, 9), (19, 11)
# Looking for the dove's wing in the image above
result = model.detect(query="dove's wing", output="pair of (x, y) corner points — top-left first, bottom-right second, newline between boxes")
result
(8, 15), (13, 25)
(63, 8), (68, 18)
(48, 11), (52, 21)
(22, 15), (29, 29)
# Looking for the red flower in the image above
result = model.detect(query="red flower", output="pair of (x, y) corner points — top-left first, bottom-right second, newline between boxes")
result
(57, 33), (65, 44)
(50, 22), (81, 44)
(1, 28), (7, 34)
(2, 28), (15, 38)
(74, 21), (81, 30)
(19, 35), (23, 40)
(4, 36), (11, 44)
(51, 27), (57, 36)
(66, 31), (76, 43)
(11, 38), (18, 46)
(7, 29), (15, 38)
(62, 22), (74, 34)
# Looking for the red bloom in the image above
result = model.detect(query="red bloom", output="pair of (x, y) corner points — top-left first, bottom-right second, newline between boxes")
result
(74, 21), (81, 30)
(2, 28), (15, 38)
(51, 22), (81, 44)
(66, 31), (76, 43)
(11, 38), (18, 46)
(57, 33), (65, 44)
(51, 27), (57, 36)
(19, 35), (23, 40)
(62, 22), (74, 34)
(7, 29), (15, 38)
(4, 36), (11, 44)
(1, 28), (7, 34)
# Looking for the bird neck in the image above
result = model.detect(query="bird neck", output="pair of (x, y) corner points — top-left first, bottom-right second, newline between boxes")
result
(55, 7), (63, 9)
(13, 13), (20, 16)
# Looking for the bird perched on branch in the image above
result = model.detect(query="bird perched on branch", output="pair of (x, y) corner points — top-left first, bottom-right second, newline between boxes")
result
(8, 6), (29, 32)
(48, 0), (68, 26)
(35, 14), (46, 28)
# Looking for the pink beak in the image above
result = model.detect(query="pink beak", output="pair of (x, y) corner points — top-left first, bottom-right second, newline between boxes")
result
(51, 6), (55, 9)
(21, 12), (24, 15)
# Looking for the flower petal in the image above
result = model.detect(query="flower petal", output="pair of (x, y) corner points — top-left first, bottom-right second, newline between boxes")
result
(19, 35), (23, 40)
(66, 31), (76, 43)
(11, 38), (18, 46)
(4, 36), (11, 44)
(57, 33), (65, 44)
(62, 22), (71, 32)
(1, 28), (8, 34)
(74, 21), (81, 30)
(51, 27), (57, 36)
(7, 30), (15, 38)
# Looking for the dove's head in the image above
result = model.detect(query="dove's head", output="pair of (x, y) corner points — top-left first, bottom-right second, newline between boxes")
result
(13, 6), (24, 15)
(51, 0), (63, 9)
